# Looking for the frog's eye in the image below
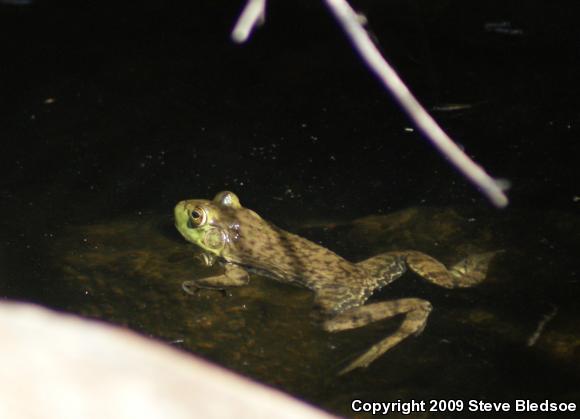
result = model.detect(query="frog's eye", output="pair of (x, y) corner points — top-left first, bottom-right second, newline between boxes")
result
(189, 207), (207, 227)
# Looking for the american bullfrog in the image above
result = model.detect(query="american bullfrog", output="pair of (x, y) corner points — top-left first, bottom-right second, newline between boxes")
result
(174, 191), (497, 374)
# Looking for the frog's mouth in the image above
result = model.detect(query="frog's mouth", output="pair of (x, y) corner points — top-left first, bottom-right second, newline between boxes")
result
(174, 201), (192, 241)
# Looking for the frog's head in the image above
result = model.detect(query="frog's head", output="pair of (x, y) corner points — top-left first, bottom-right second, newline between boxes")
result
(174, 191), (244, 257)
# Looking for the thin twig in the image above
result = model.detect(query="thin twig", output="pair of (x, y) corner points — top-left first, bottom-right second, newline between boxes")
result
(231, 0), (266, 43)
(231, 0), (510, 207)
(527, 306), (558, 347)
(324, 0), (508, 207)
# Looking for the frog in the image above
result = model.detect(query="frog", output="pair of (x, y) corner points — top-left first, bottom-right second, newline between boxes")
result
(174, 191), (498, 374)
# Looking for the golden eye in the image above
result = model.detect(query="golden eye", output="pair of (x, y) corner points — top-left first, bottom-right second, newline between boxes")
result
(189, 207), (207, 227)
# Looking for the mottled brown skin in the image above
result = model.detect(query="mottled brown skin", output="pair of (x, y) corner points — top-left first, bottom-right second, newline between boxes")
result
(174, 191), (497, 374)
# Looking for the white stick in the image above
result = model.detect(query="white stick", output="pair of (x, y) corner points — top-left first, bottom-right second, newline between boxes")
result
(231, 0), (509, 207)
(324, 0), (508, 207)
(231, 0), (266, 43)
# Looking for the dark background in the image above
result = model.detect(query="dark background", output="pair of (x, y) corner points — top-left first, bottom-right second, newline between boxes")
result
(1, 1), (579, 415)
(2, 0), (578, 222)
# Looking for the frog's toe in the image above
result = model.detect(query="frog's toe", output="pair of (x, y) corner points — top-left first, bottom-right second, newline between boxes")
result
(182, 280), (200, 295)
(338, 348), (379, 375)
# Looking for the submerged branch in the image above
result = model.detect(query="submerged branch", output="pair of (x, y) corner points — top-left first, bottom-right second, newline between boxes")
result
(527, 306), (558, 347)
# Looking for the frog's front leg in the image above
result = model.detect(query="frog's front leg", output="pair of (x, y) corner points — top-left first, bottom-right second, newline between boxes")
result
(323, 298), (432, 375)
(182, 263), (249, 295)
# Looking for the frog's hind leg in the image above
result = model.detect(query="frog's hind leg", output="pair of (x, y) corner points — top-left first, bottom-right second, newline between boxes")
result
(323, 298), (432, 375)
(404, 250), (499, 289)
(355, 253), (408, 289)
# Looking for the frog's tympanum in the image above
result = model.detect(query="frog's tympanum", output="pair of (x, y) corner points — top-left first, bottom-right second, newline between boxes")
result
(174, 191), (497, 374)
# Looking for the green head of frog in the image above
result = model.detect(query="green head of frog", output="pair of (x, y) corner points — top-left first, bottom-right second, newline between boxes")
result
(174, 191), (245, 257)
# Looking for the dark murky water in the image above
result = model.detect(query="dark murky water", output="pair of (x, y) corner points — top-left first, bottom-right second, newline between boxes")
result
(1, 1), (579, 417)
(41, 207), (579, 418)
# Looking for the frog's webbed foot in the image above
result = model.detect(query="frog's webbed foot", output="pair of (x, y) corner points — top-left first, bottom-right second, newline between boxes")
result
(405, 250), (501, 289)
(182, 263), (249, 295)
(322, 298), (432, 375)
(449, 250), (503, 287)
